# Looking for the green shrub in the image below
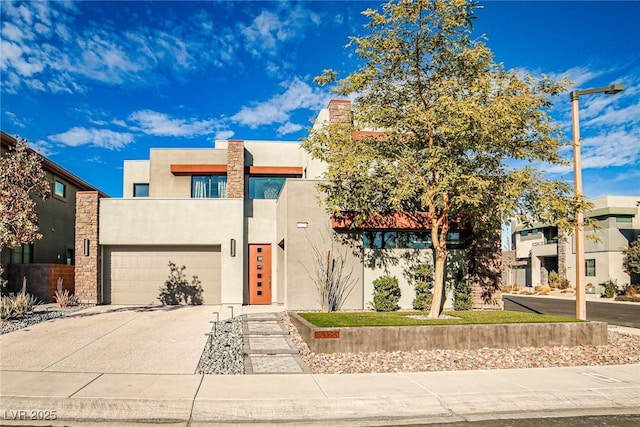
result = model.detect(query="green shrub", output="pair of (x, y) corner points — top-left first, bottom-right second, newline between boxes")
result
(407, 264), (433, 311)
(454, 279), (473, 311)
(159, 262), (204, 305)
(558, 278), (570, 290)
(548, 271), (559, 287)
(601, 279), (619, 298)
(370, 275), (401, 312)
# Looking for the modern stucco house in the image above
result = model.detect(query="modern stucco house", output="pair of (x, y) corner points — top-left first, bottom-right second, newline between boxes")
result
(1, 131), (106, 302)
(505, 195), (640, 289)
(76, 100), (502, 310)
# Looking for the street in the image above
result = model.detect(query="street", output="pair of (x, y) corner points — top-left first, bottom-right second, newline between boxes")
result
(504, 295), (640, 328)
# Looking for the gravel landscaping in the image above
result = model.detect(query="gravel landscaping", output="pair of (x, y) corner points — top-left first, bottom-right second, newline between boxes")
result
(196, 317), (245, 375)
(283, 312), (640, 374)
(0, 304), (91, 335)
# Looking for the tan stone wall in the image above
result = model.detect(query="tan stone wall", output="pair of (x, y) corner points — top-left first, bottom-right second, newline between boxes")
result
(75, 191), (101, 304)
(468, 230), (504, 310)
(328, 100), (351, 125)
(227, 140), (245, 199)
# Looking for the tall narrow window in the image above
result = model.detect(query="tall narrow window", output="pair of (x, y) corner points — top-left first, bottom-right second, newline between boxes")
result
(192, 176), (227, 198)
(585, 259), (596, 277)
(54, 179), (66, 198)
(11, 243), (33, 264)
(133, 183), (149, 197)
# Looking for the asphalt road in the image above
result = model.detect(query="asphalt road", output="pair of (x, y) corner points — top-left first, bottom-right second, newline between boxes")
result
(503, 295), (640, 328)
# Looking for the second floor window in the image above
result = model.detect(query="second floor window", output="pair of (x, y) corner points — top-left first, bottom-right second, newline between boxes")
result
(54, 179), (66, 198)
(192, 175), (227, 198)
(133, 183), (149, 197)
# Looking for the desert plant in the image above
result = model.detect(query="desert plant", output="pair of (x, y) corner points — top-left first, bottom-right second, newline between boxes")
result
(54, 278), (79, 308)
(407, 264), (433, 311)
(501, 284), (512, 293)
(303, 231), (357, 312)
(370, 275), (401, 312)
(158, 262), (204, 305)
(548, 271), (559, 288)
(601, 279), (619, 298)
(623, 283), (639, 297)
(1, 291), (38, 320)
(512, 283), (520, 292)
(558, 278), (570, 290)
(622, 238), (640, 277)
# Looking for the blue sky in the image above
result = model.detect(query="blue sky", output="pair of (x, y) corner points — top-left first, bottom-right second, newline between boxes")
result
(1, 1), (639, 199)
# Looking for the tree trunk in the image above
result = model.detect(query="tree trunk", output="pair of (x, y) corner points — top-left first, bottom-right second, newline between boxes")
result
(429, 244), (448, 318)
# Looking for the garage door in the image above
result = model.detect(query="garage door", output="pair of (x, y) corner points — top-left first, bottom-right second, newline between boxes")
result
(104, 245), (221, 305)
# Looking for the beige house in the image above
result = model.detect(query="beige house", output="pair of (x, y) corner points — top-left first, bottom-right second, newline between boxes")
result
(506, 196), (640, 289)
(76, 100), (502, 310)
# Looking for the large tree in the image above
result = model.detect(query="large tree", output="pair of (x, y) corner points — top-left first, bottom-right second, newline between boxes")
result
(0, 137), (50, 289)
(303, 0), (589, 317)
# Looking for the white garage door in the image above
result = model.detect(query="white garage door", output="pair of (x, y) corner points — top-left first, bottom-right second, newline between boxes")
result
(104, 245), (221, 305)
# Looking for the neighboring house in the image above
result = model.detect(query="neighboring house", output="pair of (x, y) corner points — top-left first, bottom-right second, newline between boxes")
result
(506, 196), (640, 288)
(0, 131), (107, 302)
(76, 100), (502, 310)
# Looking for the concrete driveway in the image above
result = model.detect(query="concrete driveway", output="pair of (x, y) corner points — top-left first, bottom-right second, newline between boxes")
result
(0, 305), (214, 374)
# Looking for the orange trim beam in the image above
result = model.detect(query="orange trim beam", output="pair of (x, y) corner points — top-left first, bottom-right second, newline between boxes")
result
(332, 211), (467, 231)
(247, 166), (303, 176)
(171, 164), (227, 175)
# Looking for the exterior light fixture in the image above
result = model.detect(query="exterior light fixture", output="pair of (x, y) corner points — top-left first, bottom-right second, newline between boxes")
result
(570, 83), (624, 320)
(83, 239), (90, 256)
(230, 238), (236, 257)
(296, 222), (308, 228)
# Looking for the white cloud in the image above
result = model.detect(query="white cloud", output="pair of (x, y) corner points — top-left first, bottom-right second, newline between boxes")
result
(214, 130), (235, 140)
(50, 127), (134, 150)
(580, 129), (640, 169)
(129, 110), (217, 137)
(277, 122), (303, 135)
(0, 2), (238, 93)
(231, 77), (331, 129)
(4, 110), (27, 128)
(239, 6), (320, 58)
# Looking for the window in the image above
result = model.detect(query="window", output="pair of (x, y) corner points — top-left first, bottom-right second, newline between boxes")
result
(362, 231), (465, 250)
(192, 176), (227, 198)
(133, 183), (149, 197)
(520, 230), (529, 237)
(585, 259), (596, 277)
(54, 179), (66, 198)
(11, 244), (33, 264)
(249, 177), (286, 199)
(615, 216), (632, 223)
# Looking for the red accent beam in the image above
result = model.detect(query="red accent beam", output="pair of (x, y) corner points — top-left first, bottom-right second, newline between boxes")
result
(332, 211), (466, 231)
(170, 164), (227, 175)
(247, 166), (303, 176)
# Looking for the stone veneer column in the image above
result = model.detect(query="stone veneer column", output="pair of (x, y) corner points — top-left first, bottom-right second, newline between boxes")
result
(328, 99), (352, 125)
(467, 228), (504, 310)
(75, 191), (101, 304)
(227, 140), (245, 199)
(557, 228), (567, 281)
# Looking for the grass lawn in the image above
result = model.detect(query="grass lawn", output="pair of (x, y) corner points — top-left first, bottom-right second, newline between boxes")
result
(298, 310), (583, 327)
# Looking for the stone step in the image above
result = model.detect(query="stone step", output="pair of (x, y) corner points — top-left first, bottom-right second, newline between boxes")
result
(243, 335), (300, 355)
(242, 320), (289, 336)
(244, 354), (311, 375)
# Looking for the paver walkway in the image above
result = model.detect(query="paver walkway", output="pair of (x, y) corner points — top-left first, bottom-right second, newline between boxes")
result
(242, 313), (311, 374)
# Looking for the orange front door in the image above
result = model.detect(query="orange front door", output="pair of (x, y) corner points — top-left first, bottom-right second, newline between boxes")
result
(249, 244), (272, 304)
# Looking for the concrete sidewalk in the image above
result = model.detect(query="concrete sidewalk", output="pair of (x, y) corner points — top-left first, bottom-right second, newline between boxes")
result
(1, 305), (639, 425)
(1, 365), (639, 425)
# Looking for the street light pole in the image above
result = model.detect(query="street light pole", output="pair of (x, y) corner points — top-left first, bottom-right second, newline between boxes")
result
(570, 84), (624, 320)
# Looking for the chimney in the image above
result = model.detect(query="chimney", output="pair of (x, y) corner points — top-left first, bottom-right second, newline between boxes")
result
(226, 140), (245, 199)
(328, 100), (352, 125)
